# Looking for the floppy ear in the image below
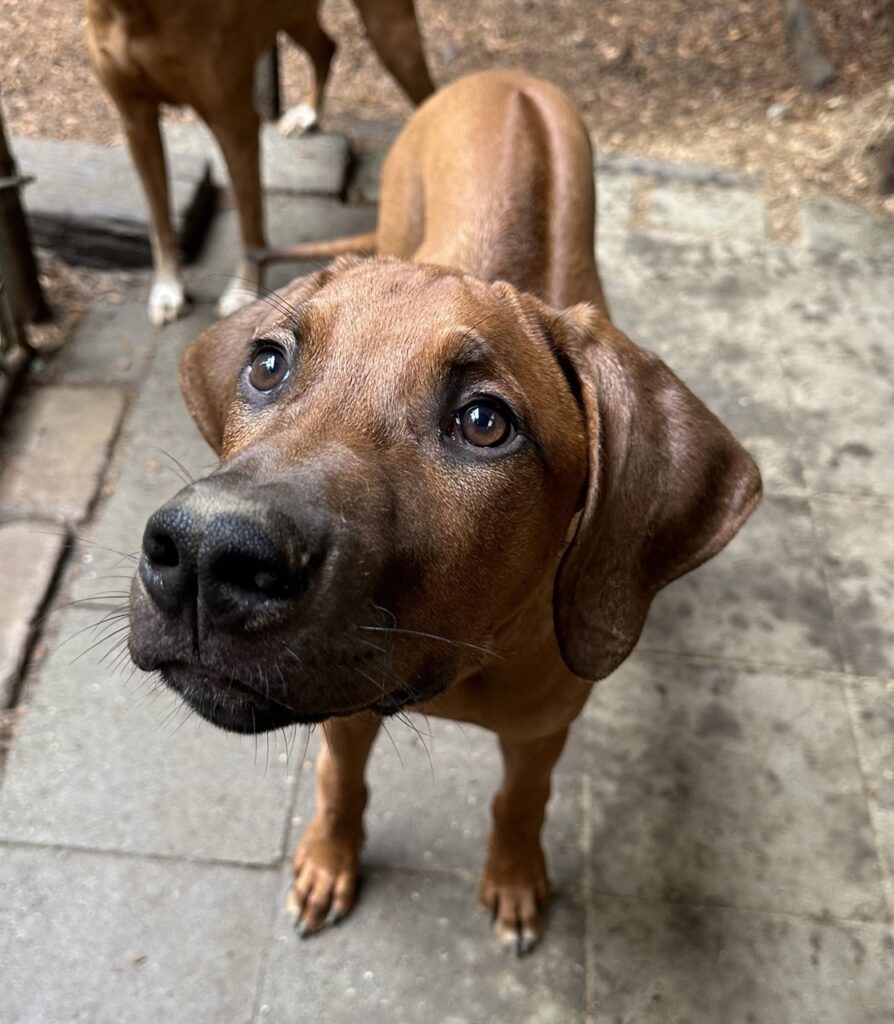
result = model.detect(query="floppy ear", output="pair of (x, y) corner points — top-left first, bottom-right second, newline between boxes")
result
(179, 271), (332, 453)
(550, 304), (762, 681)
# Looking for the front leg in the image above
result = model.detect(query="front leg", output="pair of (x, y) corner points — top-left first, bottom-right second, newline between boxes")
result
(289, 712), (381, 935)
(119, 98), (189, 326)
(480, 728), (568, 955)
(205, 98), (267, 318)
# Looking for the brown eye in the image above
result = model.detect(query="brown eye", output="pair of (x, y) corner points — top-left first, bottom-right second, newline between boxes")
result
(456, 401), (513, 447)
(248, 346), (289, 392)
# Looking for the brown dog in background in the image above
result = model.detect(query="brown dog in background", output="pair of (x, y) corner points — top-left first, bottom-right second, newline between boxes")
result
(128, 71), (762, 954)
(85, 0), (434, 326)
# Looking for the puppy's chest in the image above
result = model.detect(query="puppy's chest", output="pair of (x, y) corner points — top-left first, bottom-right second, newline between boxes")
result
(416, 643), (591, 738)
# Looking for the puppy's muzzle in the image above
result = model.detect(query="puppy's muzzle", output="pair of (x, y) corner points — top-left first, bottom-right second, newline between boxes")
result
(140, 492), (325, 631)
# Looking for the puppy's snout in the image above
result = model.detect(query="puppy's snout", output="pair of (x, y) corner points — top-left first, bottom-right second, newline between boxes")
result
(139, 489), (326, 631)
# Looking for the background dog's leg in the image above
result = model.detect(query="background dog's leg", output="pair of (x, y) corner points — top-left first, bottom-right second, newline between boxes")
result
(351, 0), (435, 105)
(278, 12), (338, 136)
(120, 99), (188, 326)
(480, 728), (569, 955)
(207, 101), (266, 318)
(288, 713), (381, 935)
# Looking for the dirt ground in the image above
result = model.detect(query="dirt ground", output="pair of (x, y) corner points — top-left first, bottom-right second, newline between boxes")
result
(1, 0), (893, 232)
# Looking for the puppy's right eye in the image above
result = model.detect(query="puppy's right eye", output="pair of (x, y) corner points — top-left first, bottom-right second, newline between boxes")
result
(248, 346), (290, 392)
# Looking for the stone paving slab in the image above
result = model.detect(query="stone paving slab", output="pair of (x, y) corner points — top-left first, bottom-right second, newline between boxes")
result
(847, 677), (894, 914)
(640, 495), (842, 671)
(163, 122), (351, 197)
(0, 523), (66, 706)
(645, 182), (766, 243)
(596, 150), (761, 189)
(257, 865), (587, 1024)
(14, 135), (216, 268)
(603, 233), (806, 495)
(0, 607), (297, 864)
(585, 894), (894, 1024)
(0, 844), (277, 1024)
(0, 385), (126, 523)
(763, 253), (894, 498)
(596, 173), (637, 235)
(801, 197), (894, 260)
(578, 652), (885, 921)
(33, 296), (157, 387)
(812, 496), (894, 679)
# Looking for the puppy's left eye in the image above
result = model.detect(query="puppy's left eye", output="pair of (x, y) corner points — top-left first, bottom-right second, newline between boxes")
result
(248, 346), (290, 392)
(455, 401), (514, 447)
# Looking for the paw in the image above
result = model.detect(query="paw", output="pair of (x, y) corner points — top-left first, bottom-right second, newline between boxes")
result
(278, 103), (319, 136)
(216, 279), (257, 319)
(148, 279), (188, 326)
(479, 857), (549, 956)
(287, 829), (361, 937)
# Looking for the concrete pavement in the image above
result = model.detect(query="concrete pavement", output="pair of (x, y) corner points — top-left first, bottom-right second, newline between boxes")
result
(1, 135), (893, 1023)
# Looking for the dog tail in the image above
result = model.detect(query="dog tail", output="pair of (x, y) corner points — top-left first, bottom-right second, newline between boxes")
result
(248, 230), (378, 268)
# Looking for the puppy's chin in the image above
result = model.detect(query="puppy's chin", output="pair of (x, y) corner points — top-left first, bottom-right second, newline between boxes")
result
(155, 658), (455, 735)
(159, 664), (327, 734)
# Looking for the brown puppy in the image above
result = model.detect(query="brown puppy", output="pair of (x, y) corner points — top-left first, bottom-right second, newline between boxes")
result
(128, 70), (761, 954)
(85, 0), (434, 326)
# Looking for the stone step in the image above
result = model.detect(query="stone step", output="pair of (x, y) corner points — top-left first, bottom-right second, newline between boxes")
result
(13, 136), (217, 269)
(13, 125), (353, 270)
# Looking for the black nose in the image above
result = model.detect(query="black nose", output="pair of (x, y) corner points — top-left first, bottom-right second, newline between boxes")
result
(140, 505), (198, 617)
(140, 500), (321, 629)
(198, 512), (312, 630)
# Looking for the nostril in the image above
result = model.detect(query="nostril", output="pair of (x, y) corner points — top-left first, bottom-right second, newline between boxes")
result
(145, 528), (180, 569)
(208, 551), (295, 600)
(139, 505), (197, 616)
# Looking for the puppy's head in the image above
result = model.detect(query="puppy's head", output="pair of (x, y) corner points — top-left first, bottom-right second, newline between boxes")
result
(128, 256), (760, 732)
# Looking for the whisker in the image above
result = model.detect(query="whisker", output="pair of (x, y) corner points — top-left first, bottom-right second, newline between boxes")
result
(299, 724), (314, 766)
(356, 636), (389, 655)
(396, 710), (435, 783)
(56, 609), (130, 652)
(378, 718), (405, 769)
(71, 623), (131, 665)
(56, 593), (131, 610)
(206, 275), (305, 327)
(357, 624), (502, 659)
(151, 446), (195, 486)
(172, 703), (197, 734)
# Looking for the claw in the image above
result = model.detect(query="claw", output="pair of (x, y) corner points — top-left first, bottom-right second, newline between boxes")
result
(326, 906), (345, 927)
(296, 919), (314, 939)
(498, 921), (540, 957)
(517, 929), (538, 957)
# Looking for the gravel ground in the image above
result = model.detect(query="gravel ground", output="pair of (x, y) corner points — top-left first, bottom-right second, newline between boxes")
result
(1, 0), (892, 232)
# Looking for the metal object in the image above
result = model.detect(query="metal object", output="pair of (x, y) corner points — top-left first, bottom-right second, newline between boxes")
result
(0, 93), (46, 410)
(0, 98), (48, 328)
(0, 172), (33, 193)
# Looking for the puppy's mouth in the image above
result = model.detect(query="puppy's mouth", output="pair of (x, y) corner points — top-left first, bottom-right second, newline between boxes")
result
(159, 663), (326, 732)
(157, 659), (449, 734)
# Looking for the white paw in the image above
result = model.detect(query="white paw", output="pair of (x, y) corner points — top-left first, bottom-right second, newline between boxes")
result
(278, 104), (319, 137)
(148, 279), (188, 327)
(216, 279), (258, 318)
